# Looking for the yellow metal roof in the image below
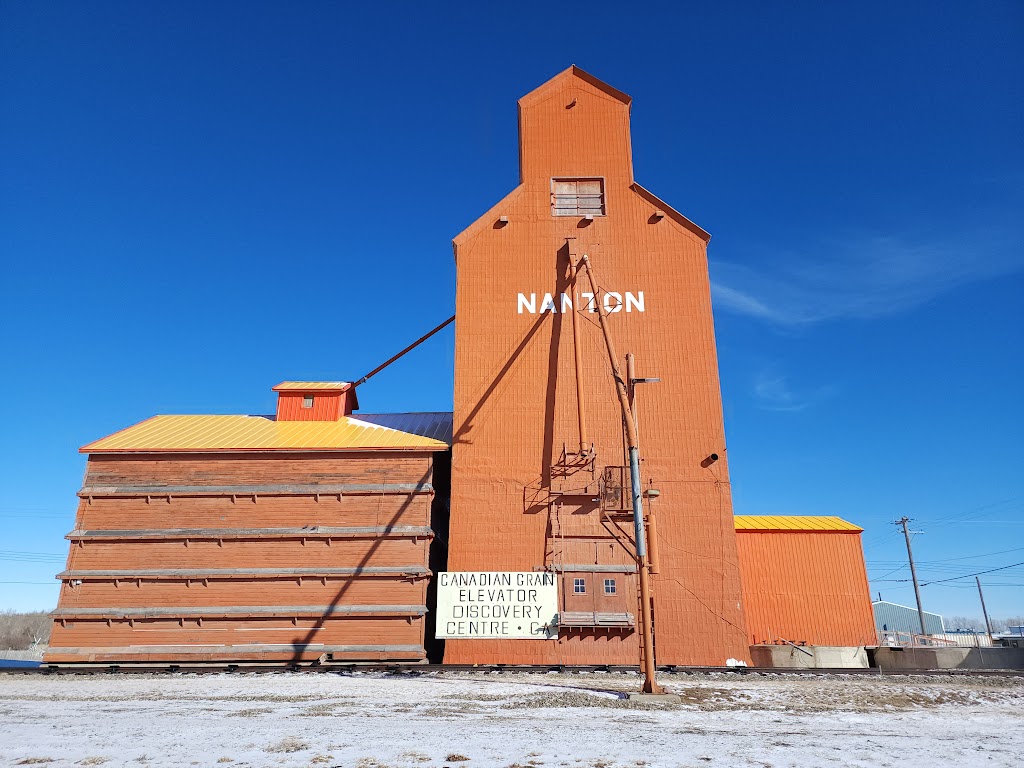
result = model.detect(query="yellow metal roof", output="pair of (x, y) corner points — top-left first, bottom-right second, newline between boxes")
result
(733, 515), (863, 533)
(272, 381), (351, 391)
(81, 413), (452, 453)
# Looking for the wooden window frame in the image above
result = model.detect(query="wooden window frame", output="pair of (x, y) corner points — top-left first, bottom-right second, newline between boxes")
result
(551, 177), (606, 217)
(301, 395), (315, 409)
(603, 578), (616, 595)
(573, 577), (587, 594)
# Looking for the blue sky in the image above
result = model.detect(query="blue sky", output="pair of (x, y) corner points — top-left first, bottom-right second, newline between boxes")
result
(1, 1), (1021, 622)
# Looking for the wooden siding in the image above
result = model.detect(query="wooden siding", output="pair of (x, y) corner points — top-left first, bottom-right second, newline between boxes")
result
(276, 391), (344, 421)
(735, 531), (878, 647)
(46, 451), (437, 664)
(47, 616), (425, 663)
(82, 452), (432, 487)
(66, 538), (429, 569)
(447, 67), (749, 666)
(56, 575), (427, 609)
(72, 496), (431, 530)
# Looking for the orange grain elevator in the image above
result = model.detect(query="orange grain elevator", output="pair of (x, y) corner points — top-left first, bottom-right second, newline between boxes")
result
(445, 66), (750, 666)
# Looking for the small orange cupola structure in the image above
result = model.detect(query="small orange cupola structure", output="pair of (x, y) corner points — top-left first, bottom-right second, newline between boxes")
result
(273, 381), (359, 421)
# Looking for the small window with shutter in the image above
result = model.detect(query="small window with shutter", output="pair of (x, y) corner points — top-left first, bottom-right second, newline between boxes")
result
(302, 395), (315, 409)
(552, 178), (605, 217)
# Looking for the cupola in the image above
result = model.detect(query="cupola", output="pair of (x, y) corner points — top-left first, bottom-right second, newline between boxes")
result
(272, 381), (358, 421)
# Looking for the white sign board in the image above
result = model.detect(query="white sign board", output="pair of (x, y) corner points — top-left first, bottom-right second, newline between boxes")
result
(435, 571), (558, 640)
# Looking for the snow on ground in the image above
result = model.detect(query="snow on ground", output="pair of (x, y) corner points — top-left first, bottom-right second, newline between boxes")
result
(1, 670), (1021, 767)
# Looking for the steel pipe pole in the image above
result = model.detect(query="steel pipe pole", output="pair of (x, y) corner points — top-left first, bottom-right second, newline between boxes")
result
(580, 254), (662, 695)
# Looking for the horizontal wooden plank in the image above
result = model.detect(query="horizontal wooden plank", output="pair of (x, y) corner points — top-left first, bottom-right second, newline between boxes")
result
(84, 453), (434, 487)
(58, 567), (430, 579)
(546, 564), (638, 573)
(72, 495), (431, 531)
(559, 612), (636, 627)
(79, 482), (434, 497)
(67, 526), (434, 541)
(57, 576), (427, 609)
(66, 538), (429, 570)
(53, 604), (428, 618)
(45, 643), (424, 655)
(44, 643), (426, 663)
(49, 614), (425, 649)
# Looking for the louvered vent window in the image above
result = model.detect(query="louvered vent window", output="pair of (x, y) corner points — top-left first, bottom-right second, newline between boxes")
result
(302, 395), (315, 409)
(552, 178), (605, 216)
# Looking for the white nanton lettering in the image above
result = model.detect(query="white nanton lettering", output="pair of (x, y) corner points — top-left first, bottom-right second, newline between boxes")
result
(516, 291), (644, 314)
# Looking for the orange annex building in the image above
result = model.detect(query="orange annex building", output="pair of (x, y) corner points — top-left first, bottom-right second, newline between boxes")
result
(47, 67), (878, 668)
(734, 516), (877, 648)
(46, 383), (451, 665)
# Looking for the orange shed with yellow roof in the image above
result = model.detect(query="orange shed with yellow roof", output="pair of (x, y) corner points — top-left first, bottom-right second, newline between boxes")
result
(734, 516), (877, 647)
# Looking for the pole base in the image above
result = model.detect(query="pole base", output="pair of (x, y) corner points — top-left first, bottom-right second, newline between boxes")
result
(642, 677), (665, 695)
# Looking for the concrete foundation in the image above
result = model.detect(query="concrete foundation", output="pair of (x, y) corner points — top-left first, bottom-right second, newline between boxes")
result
(750, 645), (869, 669)
(626, 693), (682, 704)
(873, 646), (1024, 671)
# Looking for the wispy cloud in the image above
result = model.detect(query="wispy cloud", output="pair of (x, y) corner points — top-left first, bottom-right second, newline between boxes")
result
(752, 370), (832, 412)
(711, 232), (1023, 325)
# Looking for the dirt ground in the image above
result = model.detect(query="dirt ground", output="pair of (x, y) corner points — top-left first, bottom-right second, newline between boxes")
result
(1, 670), (1021, 767)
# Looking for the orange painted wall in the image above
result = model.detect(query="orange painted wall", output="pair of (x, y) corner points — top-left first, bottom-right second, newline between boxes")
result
(46, 450), (439, 664)
(446, 67), (749, 666)
(46, 616), (426, 663)
(735, 531), (877, 647)
(276, 392), (344, 421)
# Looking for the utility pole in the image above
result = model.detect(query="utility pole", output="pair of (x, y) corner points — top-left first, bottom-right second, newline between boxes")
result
(976, 577), (993, 642)
(896, 517), (928, 638)
(581, 254), (663, 695)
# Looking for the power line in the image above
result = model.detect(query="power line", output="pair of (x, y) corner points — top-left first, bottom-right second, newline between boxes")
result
(878, 545), (1024, 565)
(920, 496), (1022, 526)
(0, 513), (70, 520)
(877, 560), (1024, 584)
(0, 506), (67, 512)
(0, 550), (66, 557)
(870, 563), (1024, 575)
(938, 520), (1024, 525)
(869, 565), (907, 580)
(920, 561), (1024, 586)
(862, 529), (900, 548)
(929, 582), (1024, 589)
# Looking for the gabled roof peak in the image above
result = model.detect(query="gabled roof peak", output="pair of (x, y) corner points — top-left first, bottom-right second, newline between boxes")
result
(519, 65), (631, 108)
(272, 381), (351, 392)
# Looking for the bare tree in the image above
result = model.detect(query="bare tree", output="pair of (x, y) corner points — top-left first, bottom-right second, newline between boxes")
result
(945, 615), (983, 631)
(944, 615), (1024, 633)
(991, 616), (1024, 633)
(0, 611), (52, 650)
